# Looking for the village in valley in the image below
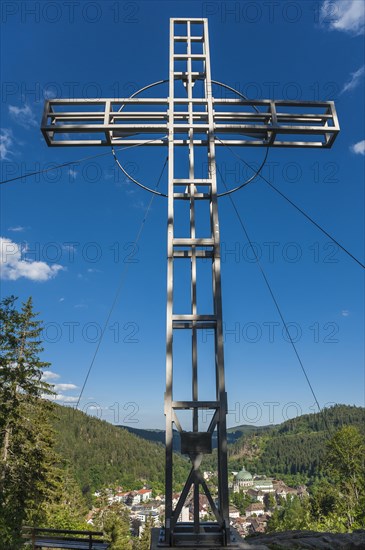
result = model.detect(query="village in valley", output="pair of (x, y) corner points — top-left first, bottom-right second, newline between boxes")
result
(89, 466), (308, 539)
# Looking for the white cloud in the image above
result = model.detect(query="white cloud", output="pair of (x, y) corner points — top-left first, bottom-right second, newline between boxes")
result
(0, 237), (64, 282)
(42, 371), (61, 381)
(49, 394), (79, 403)
(8, 104), (38, 129)
(341, 310), (350, 317)
(341, 65), (364, 94)
(321, 0), (365, 35)
(41, 372), (79, 403)
(0, 128), (14, 160)
(8, 226), (26, 233)
(53, 383), (78, 392)
(59, 297), (65, 302)
(350, 139), (365, 155)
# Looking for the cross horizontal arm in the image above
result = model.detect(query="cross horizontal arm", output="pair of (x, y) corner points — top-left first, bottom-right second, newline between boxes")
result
(41, 98), (339, 148)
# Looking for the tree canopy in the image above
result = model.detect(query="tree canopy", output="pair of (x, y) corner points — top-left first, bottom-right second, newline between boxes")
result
(0, 296), (58, 548)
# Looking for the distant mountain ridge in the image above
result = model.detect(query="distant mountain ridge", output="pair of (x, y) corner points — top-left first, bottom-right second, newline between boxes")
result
(119, 404), (365, 478)
(118, 423), (269, 451)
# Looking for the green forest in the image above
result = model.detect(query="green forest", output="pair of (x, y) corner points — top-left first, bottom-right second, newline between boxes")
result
(53, 404), (190, 501)
(198, 404), (365, 481)
(1, 296), (364, 548)
(232, 404), (364, 476)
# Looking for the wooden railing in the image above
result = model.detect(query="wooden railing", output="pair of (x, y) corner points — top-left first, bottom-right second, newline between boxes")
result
(22, 527), (109, 549)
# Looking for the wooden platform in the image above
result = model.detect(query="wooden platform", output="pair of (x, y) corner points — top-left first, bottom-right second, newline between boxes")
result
(25, 540), (109, 549)
(22, 527), (109, 549)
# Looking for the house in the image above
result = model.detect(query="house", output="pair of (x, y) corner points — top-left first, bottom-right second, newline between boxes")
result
(273, 480), (301, 500)
(245, 502), (265, 517)
(115, 491), (130, 503)
(229, 505), (240, 519)
(198, 495), (210, 520)
(126, 491), (141, 506)
(178, 506), (189, 522)
(137, 488), (152, 502)
(233, 516), (249, 528)
(149, 499), (164, 512)
(230, 517), (248, 537)
(251, 513), (270, 533)
(137, 509), (159, 524)
(249, 517), (267, 534)
(172, 493), (180, 507)
(247, 488), (265, 503)
(186, 494), (211, 520)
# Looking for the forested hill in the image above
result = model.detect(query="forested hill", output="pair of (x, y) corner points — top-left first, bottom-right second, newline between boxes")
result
(51, 404), (364, 501)
(119, 405), (364, 480)
(228, 404), (365, 478)
(120, 423), (269, 451)
(52, 404), (189, 500)
(270, 404), (365, 435)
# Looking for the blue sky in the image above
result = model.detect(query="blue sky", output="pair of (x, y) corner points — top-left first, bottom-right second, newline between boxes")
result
(1, 0), (364, 429)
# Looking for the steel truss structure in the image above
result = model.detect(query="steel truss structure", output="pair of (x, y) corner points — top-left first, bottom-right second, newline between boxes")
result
(41, 18), (339, 547)
(42, 95), (339, 148)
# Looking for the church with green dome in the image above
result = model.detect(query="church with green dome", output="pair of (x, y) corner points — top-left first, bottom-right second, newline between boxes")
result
(233, 466), (254, 492)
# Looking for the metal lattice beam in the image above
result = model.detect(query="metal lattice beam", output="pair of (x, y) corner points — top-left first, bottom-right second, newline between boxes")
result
(163, 18), (231, 546)
(42, 100), (339, 148)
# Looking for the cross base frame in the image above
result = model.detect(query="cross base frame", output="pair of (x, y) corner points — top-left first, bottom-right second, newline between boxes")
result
(151, 526), (245, 549)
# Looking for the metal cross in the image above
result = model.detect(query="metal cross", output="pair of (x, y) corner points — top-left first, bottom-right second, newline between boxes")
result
(41, 17), (339, 547)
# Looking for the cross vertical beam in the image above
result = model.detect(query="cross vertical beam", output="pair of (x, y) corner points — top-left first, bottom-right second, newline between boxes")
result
(186, 20), (200, 535)
(164, 18), (230, 546)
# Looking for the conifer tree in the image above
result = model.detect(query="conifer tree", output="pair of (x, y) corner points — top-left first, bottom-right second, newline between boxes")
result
(324, 426), (365, 529)
(0, 296), (57, 548)
(94, 505), (132, 549)
(137, 516), (152, 550)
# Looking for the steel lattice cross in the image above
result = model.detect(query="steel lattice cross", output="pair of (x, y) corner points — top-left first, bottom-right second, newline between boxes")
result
(41, 18), (339, 548)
